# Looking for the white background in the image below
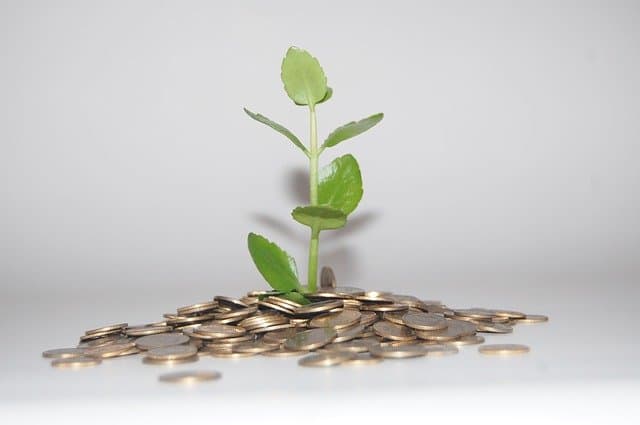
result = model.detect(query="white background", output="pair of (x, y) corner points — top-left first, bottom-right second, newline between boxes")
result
(1, 1), (639, 423)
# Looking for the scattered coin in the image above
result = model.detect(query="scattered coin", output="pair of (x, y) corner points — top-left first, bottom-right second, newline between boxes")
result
(320, 266), (337, 289)
(422, 344), (459, 356)
(261, 348), (309, 357)
(85, 323), (128, 336)
(479, 344), (530, 356)
(42, 348), (86, 359)
(51, 356), (102, 368)
(158, 370), (221, 383)
(145, 344), (198, 361)
(475, 322), (513, 334)
(402, 311), (448, 331)
(85, 342), (136, 358)
(193, 324), (246, 338)
(298, 352), (355, 367)
(515, 314), (549, 324)
(135, 333), (190, 350)
(373, 321), (416, 341)
(309, 309), (361, 329)
(448, 335), (485, 346)
(342, 353), (384, 366)
(284, 328), (337, 351)
(369, 344), (429, 359)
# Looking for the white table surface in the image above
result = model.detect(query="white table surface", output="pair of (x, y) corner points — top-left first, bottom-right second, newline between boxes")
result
(2, 282), (639, 424)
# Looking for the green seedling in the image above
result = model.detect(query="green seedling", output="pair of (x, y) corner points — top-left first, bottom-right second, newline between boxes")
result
(245, 47), (383, 302)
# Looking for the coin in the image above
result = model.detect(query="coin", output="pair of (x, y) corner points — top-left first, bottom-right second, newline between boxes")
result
(85, 342), (136, 358)
(476, 322), (513, 334)
(372, 321), (416, 341)
(333, 324), (365, 343)
(261, 348), (309, 357)
(125, 325), (172, 337)
(325, 339), (372, 353)
(42, 348), (86, 359)
(177, 301), (218, 316)
(232, 341), (278, 354)
(415, 320), (476, 342)
(51, 356), (102, 368)
(402, 312), (448, 331)
(342, 353), (384, 366)
(85, 323), (127, 336)
(361, 303), (408, 313)
(145, 344), (198, 361)
(515, 314), (549, 324)
(284, 328), (337, 351)
(492, 309), (526, 319)
(479, 344), (530, 355)
(135, 333), (190, 350)
(447, 335), (485, 346)
(359, 311), (378, 327)
(298, 352), (355, 367)
(196, 324), (246, 338)
(158, 370), (221, 383)
(422, 344), (459, 356)
(320, 266), (336, 289)
(294, 300), (344, 315)
(310, 310), (361, 329)
(214, 296), (249, 308)
(262, 328), (299, 344)
(382, 311), (407, 325)
(369, 344), (428, 359)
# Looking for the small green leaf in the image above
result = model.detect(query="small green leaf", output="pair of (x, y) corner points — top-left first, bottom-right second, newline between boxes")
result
(281, 47), (328, 106)
(247, 233), (301, 292)
(322, 113), (384, 149)
(318, 154), (363, 215)
(291, 205), (347, 230)
(279, 291), (311, 305)
(244, 108), (309, 156)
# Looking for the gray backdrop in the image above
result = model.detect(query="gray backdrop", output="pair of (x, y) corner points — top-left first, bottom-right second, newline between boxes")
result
(2, 0), (639, 302)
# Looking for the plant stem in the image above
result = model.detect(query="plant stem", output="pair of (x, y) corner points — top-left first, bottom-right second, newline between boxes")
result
(307, 105), (319, 291)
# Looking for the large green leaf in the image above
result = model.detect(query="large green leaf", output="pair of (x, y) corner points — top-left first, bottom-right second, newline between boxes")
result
(322, 113), (384, 149)
(281, 47), (328, 106)
(291, 205), (347, 230)
(244, 108), (309, 156)
(247, 233), (300, 292)
(295, 86), (332, 106)
(318, 154), (363, 215)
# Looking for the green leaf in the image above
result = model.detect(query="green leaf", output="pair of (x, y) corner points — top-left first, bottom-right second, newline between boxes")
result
(247, 233), (301, 292)
(296, 86), (332, 106)
(322, 113), (384, 149)
(291, 205), (347, 230)
(243, 108), (309, 156)
(279, 291), (311, 305)
(318, 154), (363, 215)
(281, 47), (328, 106)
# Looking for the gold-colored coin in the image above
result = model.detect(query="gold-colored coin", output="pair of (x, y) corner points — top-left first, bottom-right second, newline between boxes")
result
(359, 311), (379, 327)
(491, 309), (526, 319)
(196, 324), (246, 338)
(249, 323), (294, 334)
(479, 344), (530, 355)
(261, 348), (309, 357)
(320, 266), (337, 289)
(84, 341), (136, 358)
(448, 335), (485, 346)
(262, 328), (299, 344)
(422, 344), (459, 356)
(125, 326), (172, 337)
(145, 344), (198, 361)
(143, 356), (199, 365)
(342, 353), (384, 366)
(372, 321), (416, 341)
(51, 356), (102, 368)
(177, 301), (218, 316)
(415, 319), (475, 342)
(402, 311), (447, 331)
(207, 349), (255, 358)
(42, 348), (86, 359)
(333, 324), (365, 343)
(310, 310), (361, 329)
(382, 311), (406, 325)
(284, 328), (337, 351)
(369, 344), (428, 359)
(298, 352), (355, 367)
(85, 323), (127, 336)
(452, 308), (495, 320)
(325, 339), (372, 353)
(361, 303), (408, 313)
(232, 341), (278, 354)
(214, 296), (249, 308)
(294, 300), (344, 315)
(476, 322), (513, 334)
(516, 314), (549, 324)
(158, 370), (221, 383)
(135, 333), (190, 350)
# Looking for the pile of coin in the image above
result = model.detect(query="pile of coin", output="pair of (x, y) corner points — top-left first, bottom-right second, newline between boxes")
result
(43, 283), (548, 373)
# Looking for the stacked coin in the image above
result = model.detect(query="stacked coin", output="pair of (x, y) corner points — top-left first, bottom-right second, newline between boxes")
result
(43, 280), (548, 371)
